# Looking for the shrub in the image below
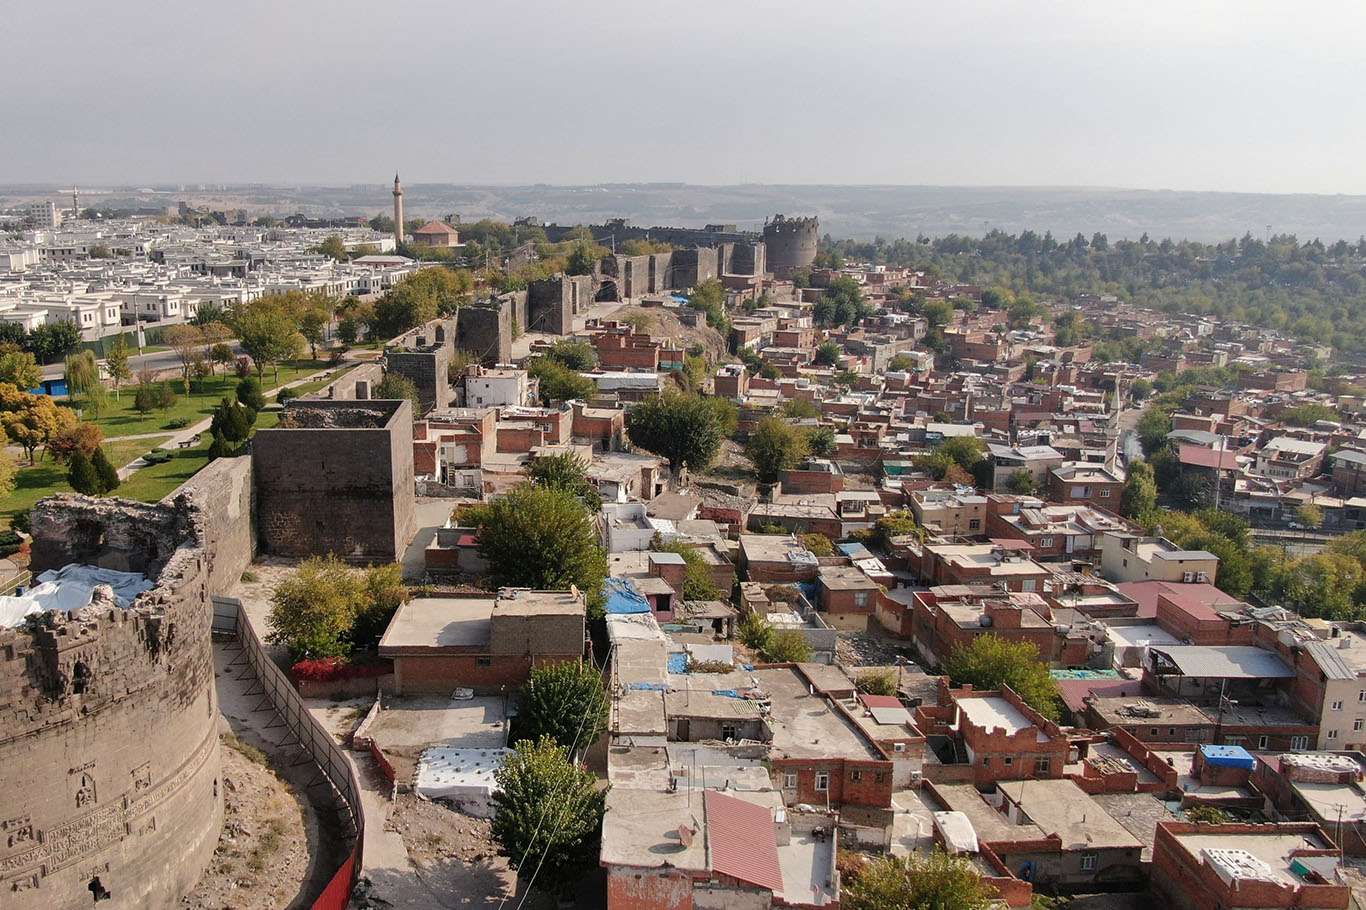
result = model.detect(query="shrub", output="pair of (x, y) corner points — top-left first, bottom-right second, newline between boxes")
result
(164, 417), (191, 429)
(291, 657), (390, 683)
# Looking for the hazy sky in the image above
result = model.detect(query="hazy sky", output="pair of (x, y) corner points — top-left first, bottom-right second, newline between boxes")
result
(6, 0), (1366, 193)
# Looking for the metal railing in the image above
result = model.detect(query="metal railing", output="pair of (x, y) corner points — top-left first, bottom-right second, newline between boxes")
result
(211, 596), (364, 909)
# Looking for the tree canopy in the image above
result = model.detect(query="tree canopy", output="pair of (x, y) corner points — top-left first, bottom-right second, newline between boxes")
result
(626, 393), (723, 474)
(745, 415), (810, 485)
(943, 635), (1061, 721)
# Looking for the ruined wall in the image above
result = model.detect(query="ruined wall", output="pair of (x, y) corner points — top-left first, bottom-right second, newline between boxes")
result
(667, 248), (719, 289)
(456, 302), (513, 365)
(253, 400), (417, 563)
(385, 348), (450, 415)
(527, 274), (591, 335)
(0, 494), (224, 908)
(169, 456), (254, 595)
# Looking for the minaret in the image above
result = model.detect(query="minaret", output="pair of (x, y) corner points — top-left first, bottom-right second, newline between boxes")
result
(71, 187), (79, 219)
(392, 173), (405, 245)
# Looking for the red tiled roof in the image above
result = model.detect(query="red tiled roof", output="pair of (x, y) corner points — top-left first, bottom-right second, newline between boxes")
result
(1055, 679), (1141, 714)
(990, 538), (1035, 550)
(1177, 444), (1239, 471)
(859, 694), (902, 709)
(1115, 581), (1234, 620)
(413, 221), (458, 235)
(704, 791), (783, 895)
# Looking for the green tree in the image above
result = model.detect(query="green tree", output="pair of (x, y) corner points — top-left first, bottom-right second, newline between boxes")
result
(944, 635), (1061, 721)
(807, 425), (837, 458)
(627, 393), (723, 474)
(813, 340), (842, 366)
(64, 349), (106, 413)
(0, 349), (42, 390)
(528, 452), (600, 507)
(546, 339), (597, 371)
(527, 356), (597, 404)
(491, 737), (606, 900)
(207, 429), (233, 460)
(844, 850), (994, 910)
(67, 450), (100, 495)
(315, 235), (347, 261)
(47, 421), (104, 463)
(650, 539), (721, 600)
(1121, 461), (1158, 520)
(687, 279), (728, 330)
(745, 415), (810, 484)
(739, 612), (772, 652)
(210, 397), (251, 442)
(234, 298), (303, 383)
(516, 661), (608, 752)
(465, 484), (609, 602)
(376, 373), (422, 413)
(799, 533), (834, 557)
(887, 353), (917, 372)
(25, 321), (80, 363)
(1294, 502), (1324, 528)
(762, 629), (813, 663)
(162, 324), (205, 394)
(348, 563), (409, 653)
(1278, 554), (1365, 620)
(1005, 470), (1037, 494)
(104, 336), (132, 396)
(565, 240), (599, 276)
(91, 448), (120, 493)
(1136, 406), (1173, 457)
(299, 308), (329, 360)
(781, 397), (820, 419)
(857, 668), (898, 697)
(236, 375), (267, 411)
(266, 555), (365, 660)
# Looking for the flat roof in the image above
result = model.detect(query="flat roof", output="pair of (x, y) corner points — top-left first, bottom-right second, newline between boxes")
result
(1149, 645), (1294, 679)
(1171, 830), (1333, 887)
(755, 667), (880, 760)
(999, 779), (1142, 851)
(379, 596), (493, 652)
(492, 588), (583, 616)
(957, 696), (1048, 742)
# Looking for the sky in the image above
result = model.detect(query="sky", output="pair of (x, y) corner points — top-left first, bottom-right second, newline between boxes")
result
(4, 0), (1366, 194)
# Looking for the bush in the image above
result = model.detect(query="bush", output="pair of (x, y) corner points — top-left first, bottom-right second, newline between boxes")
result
(290, 657), (390, 683)
(236, 376), (267, 411)
(164, 417), (191, 430)
(277, 386), (299, 404)
(143, 450), (173, 464)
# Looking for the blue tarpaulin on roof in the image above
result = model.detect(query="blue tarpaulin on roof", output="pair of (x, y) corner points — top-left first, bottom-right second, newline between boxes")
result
(1200, 744), (1255, 770)
(798, 581), (818, 604)
(604, 577), (650, 615)
(628, 682), (667, 691)
(838, 542), (874, 560)
(712, 689), (741, 698)
(667, 653), (689, 673)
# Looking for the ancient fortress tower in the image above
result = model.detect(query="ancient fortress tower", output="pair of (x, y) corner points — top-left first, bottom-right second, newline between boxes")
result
(0, 482), (241, 908)
(761, 214), (819, 279)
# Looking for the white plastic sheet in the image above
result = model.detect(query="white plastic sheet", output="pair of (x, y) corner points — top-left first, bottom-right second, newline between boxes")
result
(0, 564), (153, 628)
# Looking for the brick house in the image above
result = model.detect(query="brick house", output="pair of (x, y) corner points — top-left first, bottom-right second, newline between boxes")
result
(948, 685), (1070, 786)
(379, 589), (585, 694)
(1046, 462), (1124, 509)
(815, 564), (880, 630)
(1151, 821), (1348, 910)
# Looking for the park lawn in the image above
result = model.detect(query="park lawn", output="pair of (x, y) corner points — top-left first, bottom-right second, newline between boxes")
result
(91, 360), (332, 438)
(0, 436), (171, 525)
(116, 437), (216, 503)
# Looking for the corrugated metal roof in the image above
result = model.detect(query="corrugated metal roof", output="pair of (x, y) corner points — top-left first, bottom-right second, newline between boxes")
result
(704, 791), (784, 894)
(1148, 645), (1293, 679)
(1304, 640), (1357, 680)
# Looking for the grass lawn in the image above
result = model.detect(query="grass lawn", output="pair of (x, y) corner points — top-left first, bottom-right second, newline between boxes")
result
(91, 360), (332, 438)
(116, 437), (216, 503)
(0, 436), (171, 525)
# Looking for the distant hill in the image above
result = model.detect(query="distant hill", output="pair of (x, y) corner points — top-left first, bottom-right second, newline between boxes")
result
(7, 183), (1366, 243)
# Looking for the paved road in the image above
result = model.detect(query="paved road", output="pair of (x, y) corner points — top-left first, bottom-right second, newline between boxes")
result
(41, 343), (244, 382)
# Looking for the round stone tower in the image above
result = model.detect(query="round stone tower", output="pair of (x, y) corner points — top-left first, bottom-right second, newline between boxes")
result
(0, 495), (224, 908)
(762, 214), (819, 279)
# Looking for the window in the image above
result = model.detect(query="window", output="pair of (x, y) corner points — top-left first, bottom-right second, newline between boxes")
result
(1258, 735), (1269, 749)
(982, 756), (991, 767)
(1168, 728), (1176, 736)
(476, 657), (492, 667)
(1034, 757), (1050, 775)
(969, 519), (981, 531)
(875, 771), (886, 783)
(1021, 580), (1036, 593)
(894, 742), (906, 753)
(1099, 488), (1112, 498)
(1358, 690), (1366, 702)
(850, 769), (863, 782)
(721, 724), (737, 741)
(854, 592), (869, 607)
(815, 773), (830, 792)
(1328, 730), (1339, 740)
(1004, 757), (1013, 766)
(1080, 853), (1097, 872)
(1332, 700), (1344, 711)
(783, 773), (797, 789)
(1355, 719), (1363, 732)
(1150, 728), (1158, 736)
(1040, 536), (1055, 548)
(1291, 735), (1309, 750)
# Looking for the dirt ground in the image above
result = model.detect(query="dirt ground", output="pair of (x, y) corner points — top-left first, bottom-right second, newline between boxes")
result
(352, 793), (551, 910)
(181, 735), (313, 910)
(836, 624), (916, 667)
(611, 304), (729, 361)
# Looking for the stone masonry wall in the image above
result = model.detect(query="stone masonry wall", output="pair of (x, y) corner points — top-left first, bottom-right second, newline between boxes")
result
(253, 399), (416, 563)
(0, 493), (226, 909)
